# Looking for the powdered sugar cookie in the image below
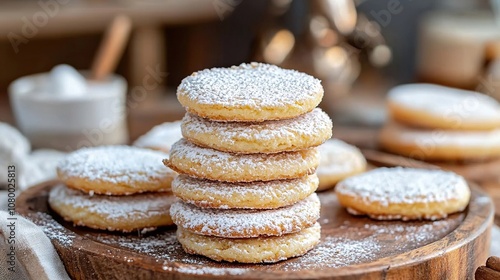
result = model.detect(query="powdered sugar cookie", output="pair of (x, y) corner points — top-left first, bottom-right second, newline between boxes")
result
(316, 139), (367, 191)
(335, 167), (470, 221)
(170, 193), (320, 238)
(165, 139), (319, 182)
(388, 84), (500, 130)
(49, 184), (176, 232)
(181, 108), (332, 154)
(379, 122), (500, 161)
(57, 146), (176, 195)
(177, 222), (320, 263)
(133, 121), (182, 152)
(172, 174), (318, 209)
(177, 63), (324, 122)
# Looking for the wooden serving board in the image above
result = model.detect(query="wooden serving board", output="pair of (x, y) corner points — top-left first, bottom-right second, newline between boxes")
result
(18, 181), (493, 280)
(479, 181), (500, 226)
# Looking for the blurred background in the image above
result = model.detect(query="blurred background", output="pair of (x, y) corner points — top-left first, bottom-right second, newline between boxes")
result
(1, 0), (500, 141)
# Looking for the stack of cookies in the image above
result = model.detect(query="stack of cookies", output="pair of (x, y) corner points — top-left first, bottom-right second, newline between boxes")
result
(379, 84), (500, 182)
(49, 146), (177, 232)
(165, 63), (333, 263)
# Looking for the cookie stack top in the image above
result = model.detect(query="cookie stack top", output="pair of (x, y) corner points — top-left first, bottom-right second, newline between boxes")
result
(177, 62), (324, 122)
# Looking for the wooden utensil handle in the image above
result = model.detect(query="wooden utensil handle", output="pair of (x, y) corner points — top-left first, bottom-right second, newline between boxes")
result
(91, 15), (132, 81)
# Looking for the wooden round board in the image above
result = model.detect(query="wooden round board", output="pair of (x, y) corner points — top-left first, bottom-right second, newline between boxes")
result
(479, 181), (500, 226)
(18, 181), (493, 280)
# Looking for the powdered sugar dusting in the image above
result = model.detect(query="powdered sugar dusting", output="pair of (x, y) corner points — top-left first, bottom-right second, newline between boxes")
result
(133, 121), (182, 152)
(176, 266), (248, 276)
(28, 212), (75, 246)
(317, 139), (367, 176)
(282, 235), (381, 270)
(283, 218), (458, 270)
(359, 220), (455, 245)
(181, 108), (332, 145)
(170, 194), (320, 237)
(95, 233), (180, 259)
(178, 62), (323, 108)
(336, 167), (470, 206)
(94, 232), (250, 275)
(57, 145), (175, 185)
(49, 184), (177, 220)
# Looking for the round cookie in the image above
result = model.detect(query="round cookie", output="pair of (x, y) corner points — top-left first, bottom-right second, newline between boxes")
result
(177, 62), (324, 122)
(379, 122), (500, 161)
(335, 167), (471, 221)
(181, 108), (332, 154)
(165, 139), (319, 182)
(172, 174), (318, 209)
(316, 139), (367, 191)
(177, 223), (321, 263)
(387, 83), (500, 130)
(133, 121), (182, 152)
(170, 193), (320, 238)
(57, 146), (176, 195)
(49, 184), (176, 232)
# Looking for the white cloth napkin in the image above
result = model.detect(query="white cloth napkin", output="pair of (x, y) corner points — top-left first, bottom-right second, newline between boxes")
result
(0, 121), (69, 279)
(0, 209), (69, 280)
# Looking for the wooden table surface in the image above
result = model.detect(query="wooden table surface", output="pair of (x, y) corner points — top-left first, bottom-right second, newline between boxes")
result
(0, 0), (219, 38)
